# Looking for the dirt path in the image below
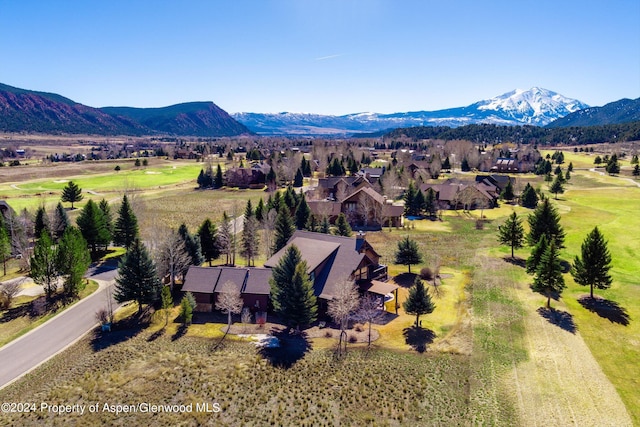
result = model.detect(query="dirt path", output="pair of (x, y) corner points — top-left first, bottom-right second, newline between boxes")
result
(503, 261), (632, 426)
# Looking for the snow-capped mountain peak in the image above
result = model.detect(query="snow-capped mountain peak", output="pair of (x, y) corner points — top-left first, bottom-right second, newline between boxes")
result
(475, 87), (588, 125)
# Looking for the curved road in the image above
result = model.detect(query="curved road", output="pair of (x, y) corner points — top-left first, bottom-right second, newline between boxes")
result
(0, 260), (119, 389)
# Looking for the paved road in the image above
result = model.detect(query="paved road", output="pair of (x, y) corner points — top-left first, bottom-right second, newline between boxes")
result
(0, 263), (119, 390)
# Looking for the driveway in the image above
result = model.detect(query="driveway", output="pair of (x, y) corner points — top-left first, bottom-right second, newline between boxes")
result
(0, 263), (119, 389)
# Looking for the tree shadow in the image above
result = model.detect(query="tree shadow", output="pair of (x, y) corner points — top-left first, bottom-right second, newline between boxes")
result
(372, 311), (398, 325)
(578, 296), (630, 326)
(559, 260), (572, 274)
(257, 327), (312, 369)
(503, 256), (526, 268)
(402, 326), (436, 353)
(171, 324), (188, 341)
(91, 307), (149, 351)
(394, 273), (417, 288)
(147, 327), (165, 342)
(536, 307), (577, 334)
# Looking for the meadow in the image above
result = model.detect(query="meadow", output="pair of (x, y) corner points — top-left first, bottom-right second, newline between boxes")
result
(0, 152), (638, 425)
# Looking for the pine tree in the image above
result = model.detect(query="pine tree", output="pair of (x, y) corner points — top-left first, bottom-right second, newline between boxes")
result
(113, 195), (138, 249)
(605, 154), (620, 175)
(501, 180), (515, 201)
(527, 198), (565, 248)
(442, 156), (451, 171)
(114, 238), (162, 315)
(179, 223), (205, 267)
(571, 227), (613, 299)
(320, 216), (331, 234)
(98, 199), (114, 247)
(61, 181), (83, 209)
(34, 206), (50, 240)
(461, 158), (470, 172)
(549, 175), (565, 199)
(0, 226), (10, 276)
(306, 214), (319, 232)
(394, 236), (423, 273)
(403, 276), (435, 327)
(295, 196), (311, 230)
(272, 206), (294, 254)
(255, 198), (265, 223)
(497, 211), (525, 258)
(77, 199), (111, 255)
(52, 202), (71, 241)
(567, 162), (574, 172)
(161, 286), (173, 326)
(526, 234), (549, 275)
(269, 245), (317, 330)
(214, 164), (224, 188)
(57, 226), (91, 298)
(293, 168), (304, 187)
(532, 242), (565, 309)
(241, 214), (260, 266)
(424, 188), (437, 218)
(403, 182), (418, 216)
(633, 164), (640, 177)
(197, 169), (207, 188)
(198, 218), (220, 266)
(30, 231), (58, 300)
(334, 213), (352, 237)
(520, 183), (539, 208)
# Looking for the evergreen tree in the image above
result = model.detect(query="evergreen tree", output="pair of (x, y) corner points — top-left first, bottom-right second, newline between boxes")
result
(283, 186), (298, 213)
(403, 276), (435, 327)
(306, 214), (319, 232)
(394, 236), (423, 273)
(272, 206), (295, 253)
(532, 242), (565, 309)
(594, 155), (602, 165)
(269, 245), (317, 329)
(30, 231), (58, 300)
(527, 198), (565, 248)
(61, 180), (83, 209)
(295, 196), (311, 230)
(179, 223), (205, 267)
(414, 190), (425, 216)
(114, 238), (162, 315)
(320, 216), (331, 234)
(501, 180), (515, 201)
(198, 218), (220, 266)
(161, 286), (173, 326)
(266, 167), (277, 188)
(631, 154), (639, 165)
(293, 168), (304, 187)
(57, 226), (91, 298)
(565, 170), (571, 181)
(0, 226), (10, 276)
(554, 165), (562, 175)
(633, 164), (640, 177)
(34, 206), (50, 240)
(442, 156), (451, 171)
(498, 211), (525, 258)
(180, 294), (193, 325)
(241, 213), (260, 267)
(568, 162), (574, 172)
(424, 188), (437, 218)
(461, 158), (471, 172)
(255, 198), (265, 223)
(520, 183), (539, 208)
(605, 154), (620, 175)
(77, 199), (111, 255)
(526, 234), (549, 275)
(334, 213), (352, 237)
(403, 182), (419, 216)
(197, 169), (207, 188)
(98, 199), (114, 246)
(214, 164), (224, 188)
(113, 195), (138, 249)
(571, 227), (613, 299)
(549, 175), (565, 199)
(52, 202), (71, 241)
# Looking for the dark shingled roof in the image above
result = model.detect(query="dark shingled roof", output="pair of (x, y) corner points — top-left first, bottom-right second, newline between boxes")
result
(182, 267), (220, 293)
(182, 266), (271, 295)
(264, 230), (367, 300)
(242, 268), (272, 295)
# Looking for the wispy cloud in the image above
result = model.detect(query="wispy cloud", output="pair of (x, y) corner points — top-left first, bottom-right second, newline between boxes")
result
(314, 54), (345, 61)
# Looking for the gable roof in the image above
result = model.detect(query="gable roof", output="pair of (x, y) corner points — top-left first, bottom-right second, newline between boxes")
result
(182, 266), (271, 295)
(343, 186), (386, 205)
(264, 237), (341, 273)
(242, 268), (272, 295)
(182, 267), (220, 293)
(264, 230), (368, 300)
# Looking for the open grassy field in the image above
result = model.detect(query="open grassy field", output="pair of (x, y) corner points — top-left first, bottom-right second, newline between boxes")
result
(0, 152), (638, 425)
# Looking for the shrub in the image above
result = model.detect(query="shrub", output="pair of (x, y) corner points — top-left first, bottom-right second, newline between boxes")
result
(114, 165), (121, 171)
(420, 267), (434, 281)
(324, 330), (332, 338)
(348, 335), (357, 343)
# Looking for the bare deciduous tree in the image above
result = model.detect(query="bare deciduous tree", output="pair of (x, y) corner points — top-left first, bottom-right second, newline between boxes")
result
(155, 228), (192, 290)
(215, 281), (244, 333)
(0, 280), (22, 309)
(354, 294), (384, 347)
(327, 277), (360, 356)
(261, 208), (278, 258)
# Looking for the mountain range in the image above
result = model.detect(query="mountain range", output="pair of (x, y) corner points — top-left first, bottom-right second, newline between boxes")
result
(0, 83), (250, 137)
(1, 82), (638, 137)
(232, 88), (590, 135)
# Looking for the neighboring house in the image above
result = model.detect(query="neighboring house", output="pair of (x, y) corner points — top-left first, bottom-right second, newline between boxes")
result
(264, 230), (395, 314)
(358, 167), (385, 180)
(224, 164), (270, 188)
(314, 176), (371, 200)
(490, 158), (519, 173)
(182, 266), (272, 312)
(475, 174), (515, 195)
(420, 178), (497, 210)
(307, 186), (403, 229)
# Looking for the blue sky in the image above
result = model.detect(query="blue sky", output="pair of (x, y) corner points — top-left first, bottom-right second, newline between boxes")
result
(1, 0), (638, 115)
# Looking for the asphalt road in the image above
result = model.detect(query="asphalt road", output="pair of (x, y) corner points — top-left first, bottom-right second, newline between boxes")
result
(0, 262), (119, 390)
